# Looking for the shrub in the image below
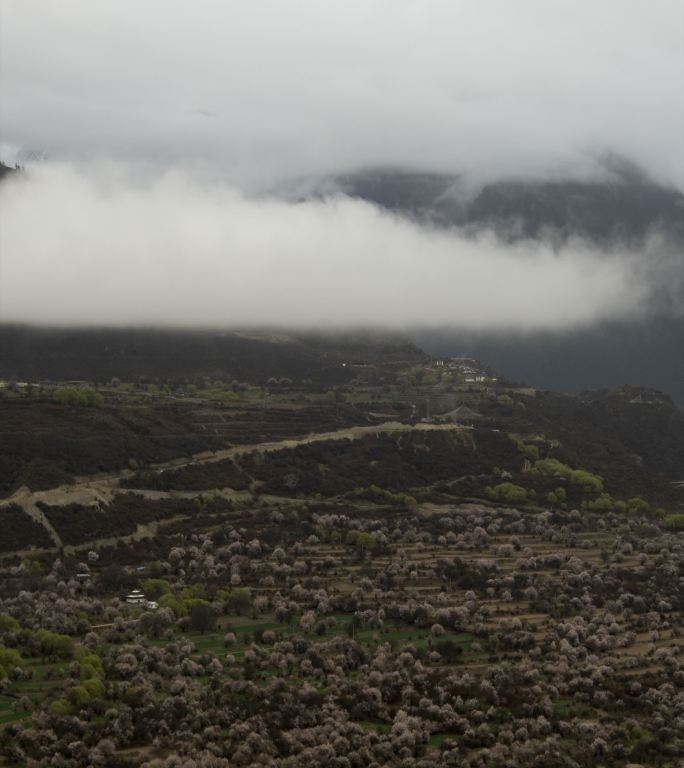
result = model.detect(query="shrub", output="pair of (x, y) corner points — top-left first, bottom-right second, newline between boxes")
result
(546, 487), (567, 505)
(569, 469), (603, 493)
(0, 645), (23, 676)
(534, 458), (572, 478)
(35, 629), (74, 660)
(353, 485), (417, 509)
(141, 578), (172, 600)
(516, 440), (539, 460)
(159, 594), (188, 617)
(68, 685), (91, 708)
(587, 493), (615, 512)
(50, 698), (71, 716)
(486, 483), (528, 504)
(627, 497), (651, 515)
(53, 386), (103, 408)
(0, 615), (20, 634)
(533, 459), (603, 493)
(346, 529), (375, 549)
(82, 677), (105, 698)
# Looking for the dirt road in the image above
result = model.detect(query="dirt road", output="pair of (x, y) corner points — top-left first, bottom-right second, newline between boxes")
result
(3, 421), (467, 551)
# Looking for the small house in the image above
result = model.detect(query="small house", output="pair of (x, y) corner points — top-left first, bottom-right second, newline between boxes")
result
(125, 589), (146, 605)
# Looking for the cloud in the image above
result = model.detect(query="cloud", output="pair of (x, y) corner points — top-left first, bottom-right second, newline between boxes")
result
(0, 1), (682, 189)
(0, 163), (669, 331)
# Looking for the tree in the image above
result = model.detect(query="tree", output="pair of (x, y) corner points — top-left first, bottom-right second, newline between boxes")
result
(0, 615), (20, 634)
(0, 646), (23, 678)
(50, 698), (71, 716)
(346, 530), (374, 550)
(68, 685), (91, 709)
(100, 564), (136, 593)
(141, 578), (172, 600)
(53, 386), (103, 408)
(188, 604), (216, 634)
(35, 630), (74, 660)
(224, 588), (251, 616)
(486, 483), (528, 504)
(139, 611), (170, 639)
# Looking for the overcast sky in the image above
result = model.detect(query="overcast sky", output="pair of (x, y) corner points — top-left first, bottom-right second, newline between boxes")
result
(1, 0), (683, 188)
(0, 2), (682, 332)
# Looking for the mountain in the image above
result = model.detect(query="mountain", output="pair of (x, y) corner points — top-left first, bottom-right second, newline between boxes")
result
(467, 176), (684, 244)
(285, 163), (684, 245)
(0, 161), (18, 181)
(414, 317), (684, 409)
(3, 160), (683, 403)
(0, 325), (426, 384)
(282, 164), (684, 405)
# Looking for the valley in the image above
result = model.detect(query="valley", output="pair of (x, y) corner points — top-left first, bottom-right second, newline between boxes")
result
(1, 344), (682, 767)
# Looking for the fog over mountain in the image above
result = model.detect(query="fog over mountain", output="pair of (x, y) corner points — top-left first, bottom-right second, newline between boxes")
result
(1, 161), (682, 331)
(0, 1), (682, 401)
(288, 159), (684, 245)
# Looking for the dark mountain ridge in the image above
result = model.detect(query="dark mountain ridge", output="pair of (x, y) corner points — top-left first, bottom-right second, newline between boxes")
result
(289, 164), (684, 246)
(0, 161), (18, 181)
(290, 164), (684, 405)
(415, 317), (684, 409)
(0, 325), (426, 384)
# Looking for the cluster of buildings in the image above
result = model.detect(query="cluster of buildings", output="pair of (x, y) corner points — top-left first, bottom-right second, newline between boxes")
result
(433, 357), (497, 384)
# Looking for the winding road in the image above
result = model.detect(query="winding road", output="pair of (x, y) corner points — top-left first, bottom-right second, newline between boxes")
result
(2, 420), (468, 552)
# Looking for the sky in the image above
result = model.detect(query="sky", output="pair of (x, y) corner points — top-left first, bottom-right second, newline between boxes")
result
(0, 1), (682, 331)
(1, 0), (683, 188)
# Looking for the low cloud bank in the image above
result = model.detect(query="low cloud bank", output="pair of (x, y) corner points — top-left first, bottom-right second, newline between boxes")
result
(0, 164), (675, 331)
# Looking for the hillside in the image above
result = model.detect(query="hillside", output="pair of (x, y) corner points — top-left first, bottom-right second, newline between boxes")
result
(1, 346), (683, 767)
(290, 165), (684, 245)
(1, 343), (682, 509)
(0, 162), (16, 181)
(0, 326), (426, 384)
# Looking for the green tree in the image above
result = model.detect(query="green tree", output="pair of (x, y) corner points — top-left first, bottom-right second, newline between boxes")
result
(53, 386), (103, 408)
(569, 469), (603, 493)
(224, 588), (252, 616)
(0, 615), (20, 634)
(35, 629), (75, 660)
(486, 483), (528, 504)
(82, 677), (105, 699)
(0, 645), (23, 677)
(158, 593), (188, 618)
(68, 685), (91, 708)
(346, 529), (374, 549)
(50, 698), (71, 716)
(188, 603), (217, 634)
(141, 578), (172, 600)
(627, 497), (651, 515)
(587, 493), (614, 512)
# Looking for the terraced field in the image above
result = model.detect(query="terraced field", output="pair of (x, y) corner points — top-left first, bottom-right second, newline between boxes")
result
(1, 380), (683, 767)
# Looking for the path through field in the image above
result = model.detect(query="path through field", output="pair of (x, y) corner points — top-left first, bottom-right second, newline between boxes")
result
(3, 421), (466, 552)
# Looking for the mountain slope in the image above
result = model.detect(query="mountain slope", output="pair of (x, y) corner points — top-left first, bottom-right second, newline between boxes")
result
(288, 165), (684, 245)
(0, 326), (426, 384)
